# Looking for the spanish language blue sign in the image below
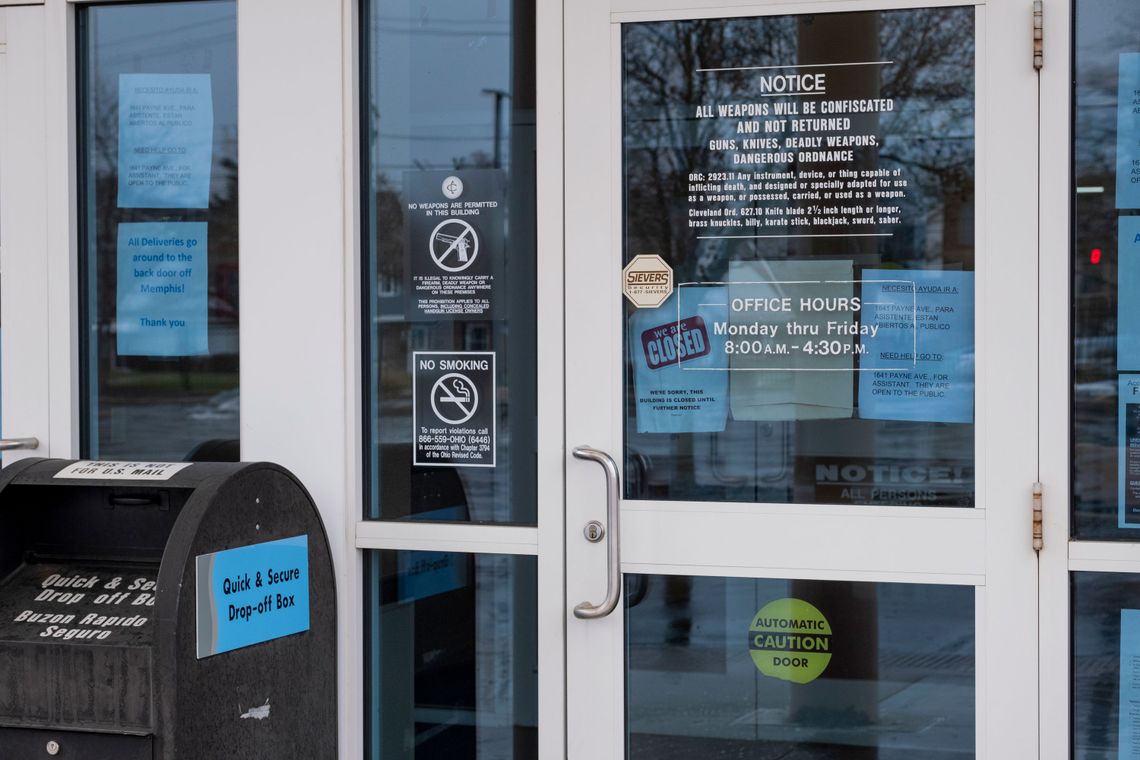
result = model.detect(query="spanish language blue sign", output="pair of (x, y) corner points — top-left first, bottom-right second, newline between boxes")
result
(195, 535), (310, 659)
(629, 287), (728, 433)
(858, 270), (974, 424)
(118, 73), (214, 209)
(1119, 375), (1140, 529)
(1120, 217), (1140, 370)
(116, 221), (209, 357)
(1120, 608), (1140, 755)
(1119, 54), (1140, 210)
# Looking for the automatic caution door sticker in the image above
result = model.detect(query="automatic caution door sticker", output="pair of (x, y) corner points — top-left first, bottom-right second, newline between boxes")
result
(748, 598), (832, 684)
(405, 170), (504, 320)
(413, 351), (496, 468)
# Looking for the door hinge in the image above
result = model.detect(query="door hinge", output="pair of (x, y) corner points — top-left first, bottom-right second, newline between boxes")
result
(1033, 0), (1044, 71)
(1032, 481), (1044, 552)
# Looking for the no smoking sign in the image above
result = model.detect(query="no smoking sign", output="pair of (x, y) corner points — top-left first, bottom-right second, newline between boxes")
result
(413, 351), (496, 468)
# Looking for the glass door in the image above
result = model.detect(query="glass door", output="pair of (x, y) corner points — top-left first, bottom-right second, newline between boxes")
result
(0, 2), (58, 463)
(1039, 1), (1140, 758)
(565, 1), (1041, 758)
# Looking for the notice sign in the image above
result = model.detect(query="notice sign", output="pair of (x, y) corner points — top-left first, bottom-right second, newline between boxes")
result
(405, 170), (504, 320)
(1121, 609), (1140, 757)
(116, 221), (209, 357)
(1119, 54), (1140, 209)
(196, 535), (310, 659)
(413, 351), (496, 468)
(118, 73), (214, 209)
(1120, 217), (1140, 370)
(1120, 375), (1140, 529)
(0, 563), (156, 646)
(797, 456), (973, 507)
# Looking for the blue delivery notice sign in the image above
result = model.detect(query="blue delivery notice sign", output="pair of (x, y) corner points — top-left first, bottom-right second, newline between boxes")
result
(116, 221), (209, 357)
(195, 535), (310, 659)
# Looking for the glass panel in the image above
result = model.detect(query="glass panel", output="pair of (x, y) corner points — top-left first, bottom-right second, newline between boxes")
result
(362, 0), (537, 523)
(626, 575), (975, 758)
(1071, 0), (1140, 538)
(621, 8), (976, 506)
(365, 550), (537, 759)
(78, 1), (239, 461)
(1071, 571), (1140, 758)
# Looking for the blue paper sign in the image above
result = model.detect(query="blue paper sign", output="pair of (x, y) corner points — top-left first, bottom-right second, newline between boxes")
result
(629, 287), (728, 433)
(1120, 217), (1140, 370)
(195, 535), (310, 658)
(118, 73), (214, 209)
(858, 270), (974, 424)
(1120, 609), (1140, 755)
(116, 222), (209, 357)
(1119, 375), (1140, 529)
(1119, 54), (1140, 209)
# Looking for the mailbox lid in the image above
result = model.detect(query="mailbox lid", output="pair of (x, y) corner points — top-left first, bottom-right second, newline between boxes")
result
(0, 727), (152, 759)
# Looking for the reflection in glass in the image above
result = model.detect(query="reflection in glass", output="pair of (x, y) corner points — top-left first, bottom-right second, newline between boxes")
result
(365, 551), (537, 759)
(626, 575), (975, 758)
(362, 0), (537, 523)
(78, 1), (239, 461)
(621, 9), (976, 507)
(1071, 0), (1140, 538)
(1072, 572), (1140, 758)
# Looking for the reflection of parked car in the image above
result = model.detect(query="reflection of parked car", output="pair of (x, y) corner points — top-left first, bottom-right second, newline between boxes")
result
(188, 388), (240, 421)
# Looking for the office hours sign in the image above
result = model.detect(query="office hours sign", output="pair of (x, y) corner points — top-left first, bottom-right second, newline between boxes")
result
(405, 170), (505, 320)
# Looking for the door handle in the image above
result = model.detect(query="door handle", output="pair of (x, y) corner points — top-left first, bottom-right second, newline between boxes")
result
(0, 437), (38, 451)
(572, 445), (621, 620)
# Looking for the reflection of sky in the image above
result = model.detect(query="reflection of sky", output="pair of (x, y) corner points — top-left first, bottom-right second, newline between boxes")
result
(371, 0), (512, 173)
(90, 1), (237, 174)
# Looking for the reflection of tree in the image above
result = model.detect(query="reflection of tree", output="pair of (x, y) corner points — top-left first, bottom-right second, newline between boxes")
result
(452, 149), (495, 170)
(622, 8), (977, 276)
(372, 170), (405, 291)
(876, 9), (974, 231)
(623, 18), (795, 279)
